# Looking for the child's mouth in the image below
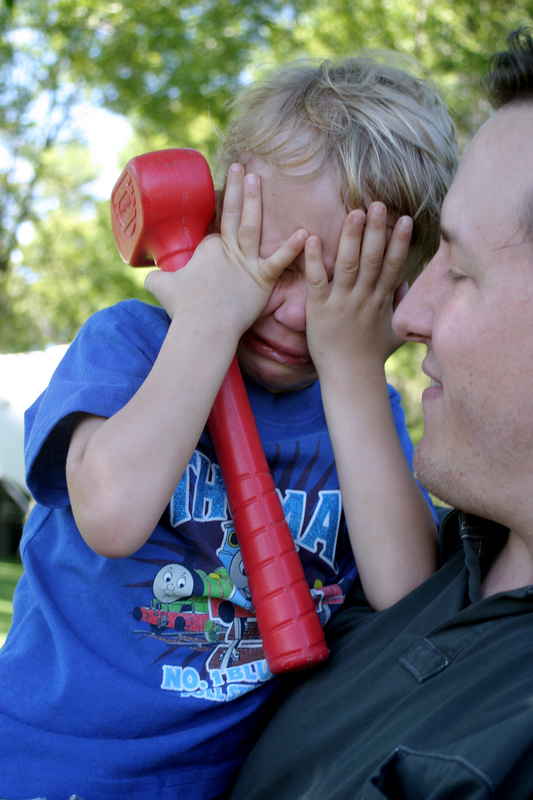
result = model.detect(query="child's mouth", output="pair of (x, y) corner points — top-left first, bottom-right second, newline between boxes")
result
(241, 331), (312, 368)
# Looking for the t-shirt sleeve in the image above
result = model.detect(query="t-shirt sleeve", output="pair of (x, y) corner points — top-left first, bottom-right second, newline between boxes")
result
(24, 300), (169, 508)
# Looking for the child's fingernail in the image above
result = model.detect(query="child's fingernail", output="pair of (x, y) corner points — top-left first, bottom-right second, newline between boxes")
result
(307, 236), (319, 249)
(230, 163), (243, 172)
(350, 210), (366, 226)
(245, 174), (259, 186)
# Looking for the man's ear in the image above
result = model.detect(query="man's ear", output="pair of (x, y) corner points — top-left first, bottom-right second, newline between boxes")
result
(393, 281), (409, 312)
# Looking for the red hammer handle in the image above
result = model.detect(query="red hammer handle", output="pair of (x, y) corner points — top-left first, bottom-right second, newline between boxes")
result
(208, 358), (329, 672)
(111, 149), (329, 672)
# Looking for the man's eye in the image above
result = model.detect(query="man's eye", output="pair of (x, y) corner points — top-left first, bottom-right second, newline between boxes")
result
(446, 269), (468, 283)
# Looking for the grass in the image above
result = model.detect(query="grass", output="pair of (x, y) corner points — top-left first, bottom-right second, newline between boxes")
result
(0, 559), (23, 647)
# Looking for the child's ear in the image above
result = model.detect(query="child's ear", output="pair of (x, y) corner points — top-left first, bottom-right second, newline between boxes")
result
(392, 281), (409, 312)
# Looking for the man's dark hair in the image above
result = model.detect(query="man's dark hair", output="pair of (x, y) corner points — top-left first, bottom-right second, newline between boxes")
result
(485, 29), (533, 245)
(485, 27), (533, 109)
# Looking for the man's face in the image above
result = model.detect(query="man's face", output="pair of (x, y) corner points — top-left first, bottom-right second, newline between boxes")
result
(392, 104), (533, 524)
(236, 161), (348, 392)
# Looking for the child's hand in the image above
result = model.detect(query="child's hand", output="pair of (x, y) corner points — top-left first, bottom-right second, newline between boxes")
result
(145, 163), (308, 335)
(305, 202), (412, 380)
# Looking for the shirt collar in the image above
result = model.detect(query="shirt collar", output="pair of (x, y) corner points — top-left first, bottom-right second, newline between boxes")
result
(439, 510), (533, 603)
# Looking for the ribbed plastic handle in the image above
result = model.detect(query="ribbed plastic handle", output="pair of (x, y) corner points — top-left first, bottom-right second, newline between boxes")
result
(208, 359), (330, 672)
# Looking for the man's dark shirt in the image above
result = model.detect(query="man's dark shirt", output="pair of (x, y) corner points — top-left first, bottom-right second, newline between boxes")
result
(231, 511), (533, 800)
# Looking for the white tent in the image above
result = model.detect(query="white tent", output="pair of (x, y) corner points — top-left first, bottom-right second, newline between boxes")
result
(0, 345), (69, 496)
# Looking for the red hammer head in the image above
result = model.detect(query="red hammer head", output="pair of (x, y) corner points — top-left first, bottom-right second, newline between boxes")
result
(110, 148), (216, 272)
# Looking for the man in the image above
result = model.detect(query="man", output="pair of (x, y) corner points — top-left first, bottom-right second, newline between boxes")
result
(230, 28), (533, 800)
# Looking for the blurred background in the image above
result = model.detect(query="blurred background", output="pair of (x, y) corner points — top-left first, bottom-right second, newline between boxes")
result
(0, 0), (532, 617)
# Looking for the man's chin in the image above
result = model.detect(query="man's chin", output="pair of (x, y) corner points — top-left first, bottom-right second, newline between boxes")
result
(414, 445), (457, 509)
(414, 447), (479, 516)
(414, 442), (513, 529)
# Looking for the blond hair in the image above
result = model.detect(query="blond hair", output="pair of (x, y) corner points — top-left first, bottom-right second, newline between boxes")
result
(216, 55), (458, 276)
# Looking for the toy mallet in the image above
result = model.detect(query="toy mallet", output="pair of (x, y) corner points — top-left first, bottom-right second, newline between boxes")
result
(111, 148), (329, 673)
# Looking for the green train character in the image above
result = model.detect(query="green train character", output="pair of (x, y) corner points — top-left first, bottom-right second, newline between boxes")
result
(133, 563), (237, 642)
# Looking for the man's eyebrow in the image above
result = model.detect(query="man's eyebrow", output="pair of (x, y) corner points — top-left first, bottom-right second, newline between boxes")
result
(439, 223), (479, 264)
(440, 224), (471, 256)
(440, 224), (457, 246)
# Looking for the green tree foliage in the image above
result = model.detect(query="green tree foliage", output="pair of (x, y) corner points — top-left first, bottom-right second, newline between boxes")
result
(386, 343), (427, 445)
(264, 0), (533, 142)
(0, 3), (99, 349)
(1, 1), (532, 449)
(19, 0), (302, 158)
(0, 0), (307, 352)
(13, 193), (147, 348)
(31, 0), (533, 146)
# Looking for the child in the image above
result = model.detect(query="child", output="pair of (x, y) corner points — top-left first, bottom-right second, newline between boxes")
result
(0, 55), (458, 800)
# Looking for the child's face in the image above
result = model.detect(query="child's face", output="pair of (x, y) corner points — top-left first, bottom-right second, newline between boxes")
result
(236, 161), (348, 392)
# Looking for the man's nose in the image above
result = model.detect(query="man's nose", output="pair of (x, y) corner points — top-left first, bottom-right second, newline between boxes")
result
(273, 274), (307, 332)
(392, 259), (437, 344)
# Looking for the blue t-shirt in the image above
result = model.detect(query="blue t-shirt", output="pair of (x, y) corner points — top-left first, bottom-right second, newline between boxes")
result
(0, 300), (433, 800)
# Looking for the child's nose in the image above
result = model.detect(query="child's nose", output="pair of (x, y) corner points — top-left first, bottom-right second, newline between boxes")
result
(273, 277), (307, 332)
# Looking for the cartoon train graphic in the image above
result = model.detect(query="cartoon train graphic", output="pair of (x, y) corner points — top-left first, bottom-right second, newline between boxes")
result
(133, 594), (253, 642)
(133, 563), (249, 642)
(133, 558), (349, 641)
